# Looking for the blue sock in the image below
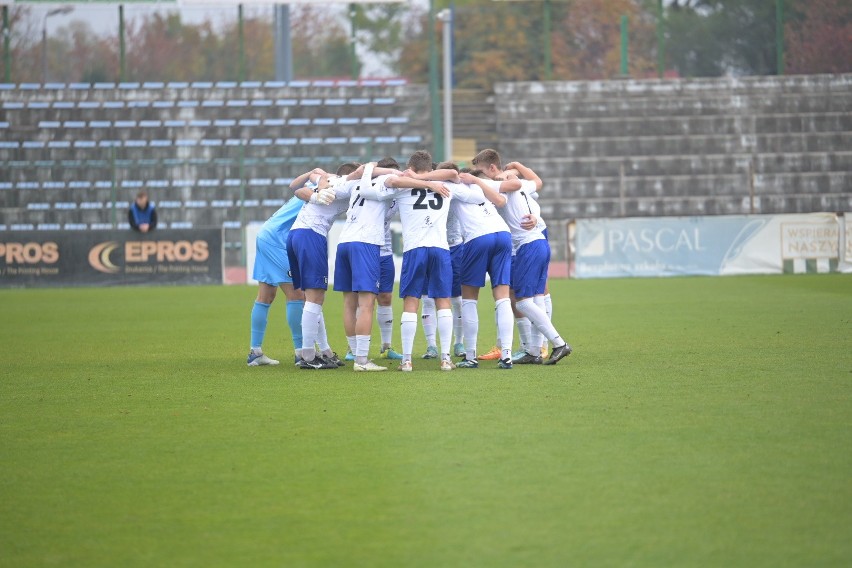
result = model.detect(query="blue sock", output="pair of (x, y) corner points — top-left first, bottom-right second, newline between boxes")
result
(286, 300), (305, 353)
(251, 301), (271, 350)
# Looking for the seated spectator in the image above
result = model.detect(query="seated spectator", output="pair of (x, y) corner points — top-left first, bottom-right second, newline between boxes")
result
(128, 191), (157, 233)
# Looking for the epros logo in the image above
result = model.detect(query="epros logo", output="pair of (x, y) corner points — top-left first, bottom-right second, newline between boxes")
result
(0, 241), (59, 264)
(88, 241), (121, 273)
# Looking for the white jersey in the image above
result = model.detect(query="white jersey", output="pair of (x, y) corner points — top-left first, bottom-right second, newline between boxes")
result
(338, 172), (396, 246)
(446, 207), (464, 247)
(290, 176), (351, 237)
(495, 179), (547, 254)
(381, 198), (400, 256)
(447, 182), (510, 243)
(379, 178), (452, 252)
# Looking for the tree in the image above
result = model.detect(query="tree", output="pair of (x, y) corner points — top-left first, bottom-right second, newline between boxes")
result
(786, 0), (852, 74)
(553, 0), (657, 80)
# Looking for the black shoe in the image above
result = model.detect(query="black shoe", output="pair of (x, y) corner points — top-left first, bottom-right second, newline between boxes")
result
(543, 343), (572, 365)
(515, 351), (542, 364)
(325, 352), (345, 367)
(497, 358), (513, 370)
(298, 357), (336, 370)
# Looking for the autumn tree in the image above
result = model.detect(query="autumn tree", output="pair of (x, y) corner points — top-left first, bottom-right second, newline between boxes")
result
(786, 0), (852, 74)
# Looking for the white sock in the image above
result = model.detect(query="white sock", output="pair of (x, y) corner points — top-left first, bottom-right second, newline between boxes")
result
(437, 308), (453, 359)
(495, 298), (514, 362)
(316, 311), (330, 352)
(400, 311), (418, 361)
(461, 299), (478, 361)
(532, 296), (548, 352)
(421, 296), (437, 348)
(301, 301), (322, 361)
(377, 304), (394, 348)
(347, 335), (357, 354)
(516, 298), (564, 347)
(543, 293), (553, 348)
(516, 317), (532, 351)
(355, 334), (371, 365)
(451, 296), (463, 345)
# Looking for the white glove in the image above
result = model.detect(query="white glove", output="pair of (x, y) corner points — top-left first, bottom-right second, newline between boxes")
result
(311, 186), (336, 205)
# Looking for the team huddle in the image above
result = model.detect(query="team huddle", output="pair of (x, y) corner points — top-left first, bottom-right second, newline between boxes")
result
(246, 148), (572, 371)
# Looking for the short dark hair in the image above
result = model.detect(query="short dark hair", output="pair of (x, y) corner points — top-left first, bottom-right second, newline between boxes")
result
(407, 150), (433, 174)
(471, 149), (502, 171)
(376, 157), (400, 170)
(336, 162), (360, 176)
(436, 161), (459, 172)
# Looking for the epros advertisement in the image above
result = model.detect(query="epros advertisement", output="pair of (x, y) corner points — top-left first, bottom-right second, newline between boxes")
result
(574, 213), (850, 278)
(0, 229), (223, 287)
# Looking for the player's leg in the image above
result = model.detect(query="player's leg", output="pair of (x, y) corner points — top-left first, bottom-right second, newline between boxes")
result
(488, 231), (515, 368)
(513, 241), (571, 365)
(420, 295), (438, 358)
(377, 255), (401, 359)
(398, 249), (426, 371)
(425, 247), (455, 370)
(281, 283), (304, 363)
(346, 243), (386, 371)
(248, 282), (280, 366)
(457, 236), (490, 367)
(450, 242), (465, 357)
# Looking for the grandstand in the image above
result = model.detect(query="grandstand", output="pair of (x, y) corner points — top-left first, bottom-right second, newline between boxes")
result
(1, 73), (850, 270)
(494, 74), (852, 260)
(0, 79), (429, 266)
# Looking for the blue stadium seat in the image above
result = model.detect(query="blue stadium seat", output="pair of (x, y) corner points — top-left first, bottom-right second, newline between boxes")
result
(99, 141), (121, 148)
(90, 121), (111, 128)
(262, 199), (285, 207)
(48, 141), (71, 148)
(212, 200), (235, 208)
(201, 139), (223, 146)
(242, 199), (260, 207)
(125, 140), (147, 147)
(190, 119), (211, 127)
(240, 81), (262, 89)
(325, 98), (346, 106)
(115, 120), (136, 128)
(338, 117), (359, 125)
(227, 100), (249, 107)
(202, 100), (225, 107)
(94, 82), (116, 89)
(119, 82), (141, 89)
(214, 119), (236, 127)
(79, 101), (100, 109)
(28, 101), (50, 109)
(159, 200), (182, 208)
(69, 83), (89, 89)
(349, 98), (370, 105)
(288, 118), (310, 126)
(301, 98), (322, 106)
(146, 180), (169, 188)
(55, 202), (77, 210)
(103, 101), (124, 108)
(263, 119), (286, 126)
(53, 101), (74, 109)
(217, 81), (238, 88)
(91, 223), (114, 230)
(249, 178), (272, 186)
(43, 181), (66, 189)
(363, 117), (385, 125)
(140, 120), (162, 128)
(251, 99), (273, 107)
(373, 97), (395, 105)
(224, 178), (241, 186)
(191, 82), (214, 89)
(153, 101), (175, 108)
(142, 82), (165, 89)
(276, 98), (298, 106)
(164, 120), (185, 127)
(185, 201), (207, 208)
(169, 222), (194, 229)
(400, 135), (423, 144)
(166, 82), (188, 89)
(38, 223), (61, 231)
(3, 102), (23, 109)
(121, 180), (144, 188)
(276, 138), (298, 146)
(313, 118), (335, 126)
(64, 223), (88, 230)
(27, 203), (50, 210)
(387, 117), (410, 124)
(39, 121), (61, 128)
(71, 182), (93, 189)
(128, 101), (150, 108)
(79, 202), (103, 209)
(178, 101), (199, 108)
(11, 224), (35, 231)
(222, 221), (242, 229)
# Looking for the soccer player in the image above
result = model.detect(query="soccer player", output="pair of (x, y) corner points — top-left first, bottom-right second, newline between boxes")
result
(472, 149), (572, 365)
(247, 168), (328, 366)
(375, 158), (404, 361)
(449, 166), (518, 369)
(375, 150), (456, 372)
(287, 171), (353, 370)
(333, 162), (400, 372)
(503, 160), (554, 361)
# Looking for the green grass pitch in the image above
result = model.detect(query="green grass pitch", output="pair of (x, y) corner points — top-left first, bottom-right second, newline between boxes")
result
(1, 274), (850, 567)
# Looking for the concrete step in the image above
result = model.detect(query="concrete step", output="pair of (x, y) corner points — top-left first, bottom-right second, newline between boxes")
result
(521, 151), (852, 178)
(500, 131), (852, 158)
(496, 74), (852, 101)
(498, 91), (851, 119)
(498, 113), (852, 139)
